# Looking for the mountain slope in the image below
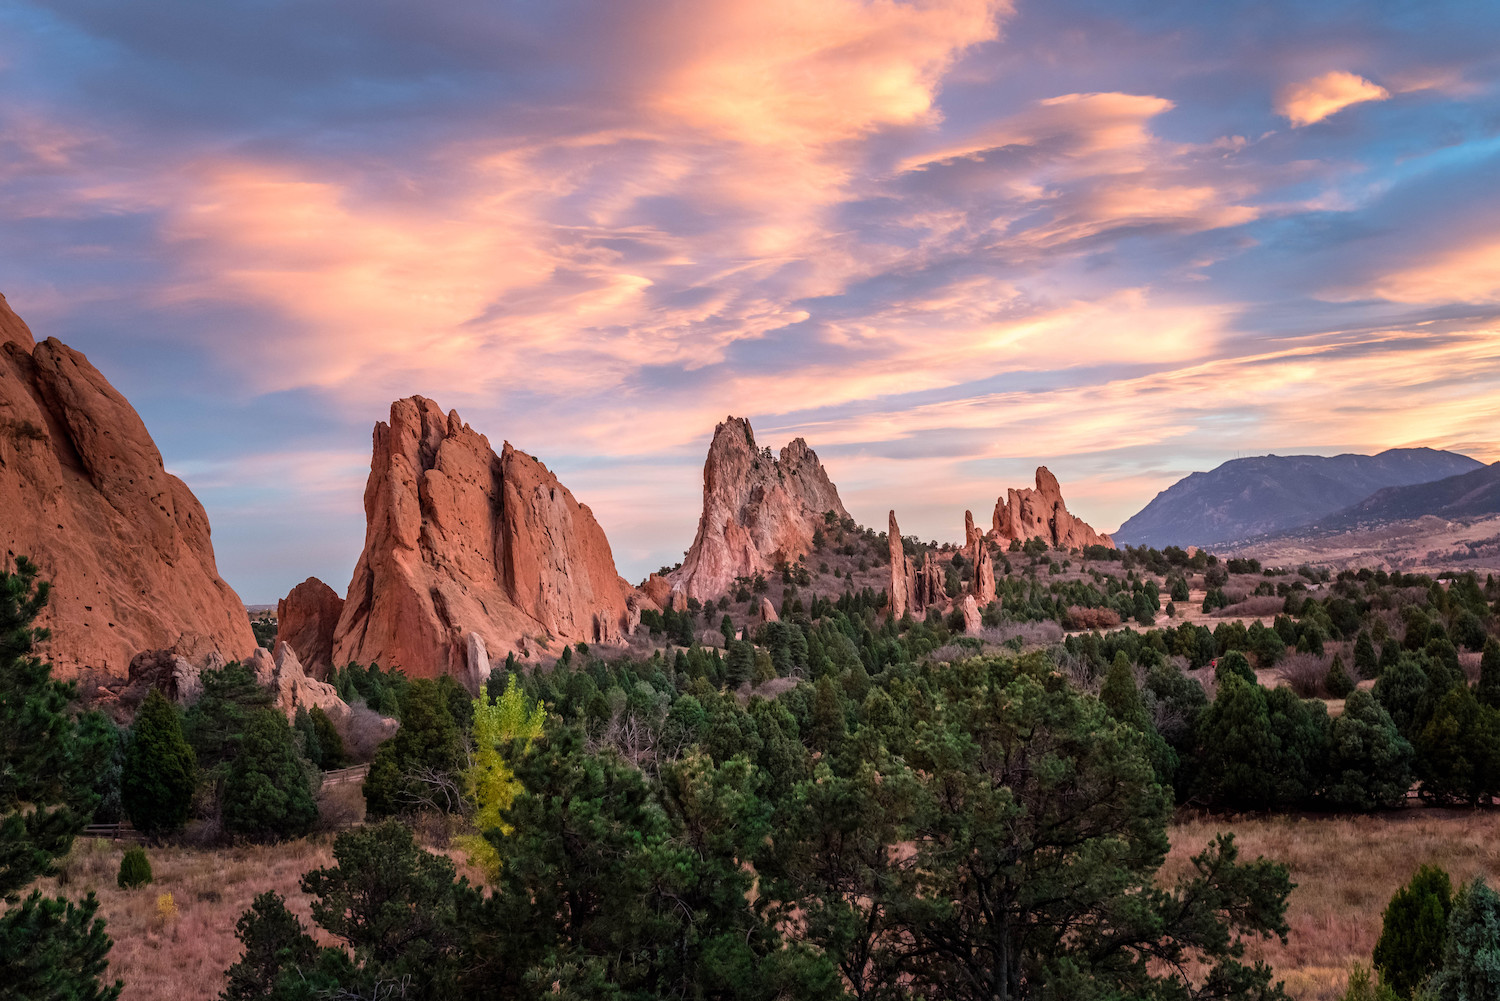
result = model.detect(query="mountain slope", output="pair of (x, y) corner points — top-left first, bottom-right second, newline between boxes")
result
(1115, 448), (1484, 548)
(1319, 462), (1500, 529)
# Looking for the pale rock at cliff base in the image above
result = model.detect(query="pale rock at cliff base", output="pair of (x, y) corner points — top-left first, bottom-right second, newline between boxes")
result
(667, 416), (848, 601)
(275, 576), (344, 677)
(272, 640), (350, 721)
(466, 632), (490, 694)
(759, 597), (779, 624)
(961, 595), (982, 634)
(0, 294), (257, 678)
(332, 396), (643, 682)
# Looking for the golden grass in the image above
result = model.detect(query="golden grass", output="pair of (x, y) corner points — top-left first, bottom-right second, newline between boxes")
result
(45, 835), (335, 1001)
(1166, 809), (1500, 1001)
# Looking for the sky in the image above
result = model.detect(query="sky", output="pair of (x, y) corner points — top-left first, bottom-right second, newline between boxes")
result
(3, 0), (1500, 603)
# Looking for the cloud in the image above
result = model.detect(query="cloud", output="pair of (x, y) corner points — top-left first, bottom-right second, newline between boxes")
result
(1276, 71), (1390, 127)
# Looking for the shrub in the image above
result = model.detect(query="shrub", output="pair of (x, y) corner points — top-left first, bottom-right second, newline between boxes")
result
(1063, 605), (1121, 630)
(1374, 863), (1453, 998)
(116, 847), (152, 889)
(1214, 650), (1256, 686)
(1325, 691), (1413, 811)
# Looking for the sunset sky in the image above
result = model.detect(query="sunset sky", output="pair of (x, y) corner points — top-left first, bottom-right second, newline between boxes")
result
(4, 0), (1500, 602)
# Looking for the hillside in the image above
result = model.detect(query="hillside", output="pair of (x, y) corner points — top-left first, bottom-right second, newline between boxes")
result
(1318, 461), (1500, 528)
(1115, 448), (1483, 548)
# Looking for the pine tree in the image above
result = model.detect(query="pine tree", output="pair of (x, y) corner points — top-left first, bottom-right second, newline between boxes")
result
(0, 557), (122, 1000)
(222, 709), (318, 842)
(1427, 877), (1500, 1000)
(1325, 655), (1355, 698)
(1354, 631), (1379, 679)
(1477, 639), (1500, 710)
(122, 688), (198, 837)
(1374, 864), (1453, 998)
(1325, 690), (1413, 811)
(1101, 652), (1149, 730)
(309, 707), (348, 769)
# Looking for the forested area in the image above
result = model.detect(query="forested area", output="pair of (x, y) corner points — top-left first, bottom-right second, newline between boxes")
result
(7, 546), (1500, 999)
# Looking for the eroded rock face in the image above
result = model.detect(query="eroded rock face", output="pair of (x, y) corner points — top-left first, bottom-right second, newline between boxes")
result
(973, 543), (997, 606)
(271, 641), (350, 721)
(0, 294), (258, 678)
(759, 597), (779, 624)
(275, 577), (344, 677)
(667, 417), (848, 601)
(960, 594), (982, 633)
(888, 510), (910, 621)
(331, 396), (638, 682)
(990, 467), (1115, 551)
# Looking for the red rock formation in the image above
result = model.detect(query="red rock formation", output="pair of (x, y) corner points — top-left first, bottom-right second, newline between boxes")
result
(888, 510), (910, 620)
(275, 577), (344, 676)
(331, 396), (638, 682)
(989, 466), (1114, 551)
(913, 550), (944, 611)
(0, 294), (257, 678)
(973, 543), (997, 606)
(667, 417), (848, 601)
(960, 594), (982, 633)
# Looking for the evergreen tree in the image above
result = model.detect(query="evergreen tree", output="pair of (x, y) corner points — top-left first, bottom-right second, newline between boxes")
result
(292, 707), (321, 769)
(219, 891), (328, 1001)
(363, 679), (464, 817)
(122, 688), (198, 837)
(1196, 675), (1278, 809)
(0, 557), (121, 999)
(1415, 687), (1500, 806)
(1325, 655), (1356, 698)
(723, 639), (754, 688)
(1325, 690), (1413, 811)
(222, 709), (318, 842)
(1374, 655), (1430, 740)
(1101, 652), (1149, 730)
(1354, 630), (1379, 679)
(1427, 877), (1500, 1001)
(1215, 650), (1256, 686)
(1477, 639), (1500, 710)
(1374, 864), (1453, 998)
(309, 707), (348, 769)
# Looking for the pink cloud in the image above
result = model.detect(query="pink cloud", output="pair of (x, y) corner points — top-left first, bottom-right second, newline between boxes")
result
(1276, 71), (1389, 127)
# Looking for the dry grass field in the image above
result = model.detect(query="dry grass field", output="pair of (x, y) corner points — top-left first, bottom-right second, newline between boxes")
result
(53, 804), (1500, 1000)
(1165, 809), (1500, 1001)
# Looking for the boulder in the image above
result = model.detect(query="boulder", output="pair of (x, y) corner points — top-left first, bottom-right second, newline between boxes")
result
(960, 594), (982, 633)
(666, 417), (847, 601)
(125, 648), (203, 704)
(0, 294), (258, 678)
(759, 596), (779, 623)
(990, 466), (1114, 551)
(625, 594), (643, 636)
(275, 576), (344, 677)
(272, 640), (350, 721)
(332, 396), (640, 680)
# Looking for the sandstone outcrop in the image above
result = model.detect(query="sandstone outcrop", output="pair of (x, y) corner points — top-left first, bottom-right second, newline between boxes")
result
(667, 417), (848, 601)
(0, 294), (258, 678)
(275, 577), (344, 677)
(990, 467), (1115, 551)
(888, 510), (910, 620)
(759, 597), (779, 623)
(270, 641), (351, 721)
(964, 510), (998, 605)
(960, 594), (982, 633)
(331, 396), (640, 683)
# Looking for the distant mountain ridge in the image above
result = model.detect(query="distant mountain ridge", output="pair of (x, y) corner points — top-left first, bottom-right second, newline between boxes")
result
(1317, 461), (1500, 530)
(1115, 448), (1484, 548)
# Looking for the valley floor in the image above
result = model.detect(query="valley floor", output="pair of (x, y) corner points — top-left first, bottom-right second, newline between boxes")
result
(46, 802), (1500, 1001)
(1165, 808), (1500, 1001)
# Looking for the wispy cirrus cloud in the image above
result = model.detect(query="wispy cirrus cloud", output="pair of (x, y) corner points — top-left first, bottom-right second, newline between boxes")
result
(1, 0), (1499, 600)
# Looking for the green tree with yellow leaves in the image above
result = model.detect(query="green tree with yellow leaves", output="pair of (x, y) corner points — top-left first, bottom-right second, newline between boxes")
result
(457, 675), (546, 878)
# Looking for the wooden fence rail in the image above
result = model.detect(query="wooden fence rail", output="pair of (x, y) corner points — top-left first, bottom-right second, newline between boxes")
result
(321, 764), (370, 786)
(81, 822), (147, 842)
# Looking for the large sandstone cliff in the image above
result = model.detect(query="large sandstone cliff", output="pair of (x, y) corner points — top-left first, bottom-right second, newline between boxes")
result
(990, 467), (1114, 551)
(0, 294), (258, 677)
(331, 396), (638, 684)
(667, 416), (848, 602)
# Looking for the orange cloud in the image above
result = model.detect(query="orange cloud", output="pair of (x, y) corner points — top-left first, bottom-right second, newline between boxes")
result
(1276, 71), (1389, 127)
(1371, 238), (1500, 304)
